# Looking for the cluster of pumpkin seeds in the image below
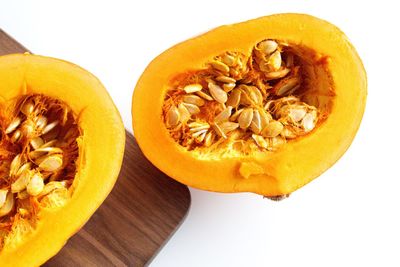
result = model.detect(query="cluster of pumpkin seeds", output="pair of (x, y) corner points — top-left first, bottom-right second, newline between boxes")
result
(163, 39), (319, 152)
(0, 94), (80, 247)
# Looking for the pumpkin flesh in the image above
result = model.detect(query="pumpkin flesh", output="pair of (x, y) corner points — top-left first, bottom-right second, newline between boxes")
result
(0, 54), (125, 266)
(0, 94), (81, 250)
(162, 39), (333, 156)
(132, 13), (367, 197)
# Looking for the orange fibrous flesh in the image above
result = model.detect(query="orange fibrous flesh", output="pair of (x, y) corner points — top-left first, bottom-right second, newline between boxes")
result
(162, 39), (334, 156)
(0, 94), (81, 250)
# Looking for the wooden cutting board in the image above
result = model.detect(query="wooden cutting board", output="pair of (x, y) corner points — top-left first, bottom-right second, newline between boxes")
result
(0, 29), (191, 267)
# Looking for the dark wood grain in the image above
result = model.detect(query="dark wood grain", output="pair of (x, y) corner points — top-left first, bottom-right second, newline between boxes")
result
(0, 29), (28, 54)
(0, 29), (191, 267)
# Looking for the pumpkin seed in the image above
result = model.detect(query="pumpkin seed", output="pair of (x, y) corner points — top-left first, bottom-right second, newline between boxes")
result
(11, 130), (22, 142)
(222, 83), (236, 92)
(210, 61), (230, 74)
(195, 90), (214, 101)
(230, 108), (244, 121)
(204, 132), (214, 147)
(27, 173), (44, 196)
(177, 103), (191, 123)
(212, 123), (227, 139)
(38, 154), (63, 172)
(191, 129), (207, 138)
(214, 106), (233, 123)
(34, 147), (63, 155)
(259, 110), (272, 129)
(281, 127), (297, 139)
(0, 192), (14, 217)
(11, 171), (31, 193)
(188, 121), (207, 128)
(264, 68), (291, 79)
(195, 131), (207, 142)
(221, 54), (236, 66)
(275, 77), (300, 96)
(35, 115), (48, 130)
(289, 107), (307, 122)
(302, 113), (316, 132)
(16, 162), (32, 177)
(226, 89), (241, 108)
(9, 154), (22, 177)
(208, 83), (228, 104)
(268, 50), (282, 71)
(41, 139), (58, 148)
(219, 121), (239, 133)
(183, 95), (205, 106)
(238, 87), (253, 106)
(248, 86), (263, 105)
(42, 121), (59, 135)
(252, 134), (269, 149)
(5, 117), (21, 134)
(182, 103), (201, 115)
(37, 181), (67, 198)
(262, 121), (284, 137)
(0, 189), (8, 208)
(183, 84), (202, 93)
(30, 136), (44, 150)
(28, 150), (47, 160)
(250, 110), (262, 134)
(189, 124), (210, 132)
(216, 75), (236, 83)
(264, 100), (274, 111)
(259, 60), (271, 72)
(258, 40), (278, 55)
(229, 68), (240, 78)
(238, 108), (254, 129)
(21, 101), (35, 116)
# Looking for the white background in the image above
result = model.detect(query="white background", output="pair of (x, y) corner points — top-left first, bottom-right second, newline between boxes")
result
(1, 1), (400, 266)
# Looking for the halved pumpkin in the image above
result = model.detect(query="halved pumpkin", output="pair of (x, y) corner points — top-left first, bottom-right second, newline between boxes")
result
(0, 54), (125, 266)
(132, 13), (367, 197)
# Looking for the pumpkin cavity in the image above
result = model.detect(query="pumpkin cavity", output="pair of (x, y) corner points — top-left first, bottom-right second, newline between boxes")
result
(162, 39), (334, 157)
(0, 94), (81, 249)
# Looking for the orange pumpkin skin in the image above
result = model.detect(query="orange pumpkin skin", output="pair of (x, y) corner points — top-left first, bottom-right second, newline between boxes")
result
(132, 13), (366, 197)
(0, 54), (125, 266)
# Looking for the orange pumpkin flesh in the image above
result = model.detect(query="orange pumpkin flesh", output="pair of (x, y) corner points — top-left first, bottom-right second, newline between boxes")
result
(132, 13), (367, 197)
(0, 54), (125, 266)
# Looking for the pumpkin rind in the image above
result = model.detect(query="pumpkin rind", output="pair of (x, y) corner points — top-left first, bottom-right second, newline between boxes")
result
(0, 54), (125, 266)
(132, 13), (367, 197)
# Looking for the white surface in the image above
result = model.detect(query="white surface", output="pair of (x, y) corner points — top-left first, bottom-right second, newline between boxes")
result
(1, 1), (399, 266)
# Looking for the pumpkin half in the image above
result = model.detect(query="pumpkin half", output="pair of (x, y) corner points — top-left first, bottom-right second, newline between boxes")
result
(0, 54), (125, 266)
(132, 13), (367, 197)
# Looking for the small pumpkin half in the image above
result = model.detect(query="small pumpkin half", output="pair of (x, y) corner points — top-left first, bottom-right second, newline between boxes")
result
(0, 54), (125, 266)
(132, 13), (367, 197)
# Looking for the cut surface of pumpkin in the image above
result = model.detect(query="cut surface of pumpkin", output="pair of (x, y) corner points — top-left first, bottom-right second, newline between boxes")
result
(0, 54), (125, 266)
(132, 13), (367, 197)
(162, 39), (331, 156)
(0, 94), (80, 249)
